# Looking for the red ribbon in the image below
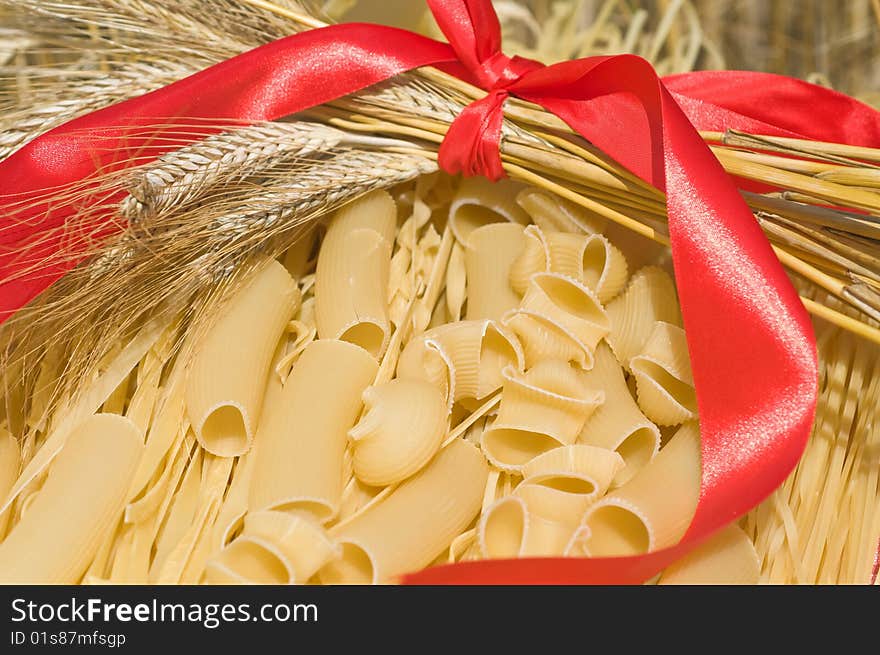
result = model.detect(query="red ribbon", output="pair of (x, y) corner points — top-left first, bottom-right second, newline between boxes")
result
(3, 0), (880, 583)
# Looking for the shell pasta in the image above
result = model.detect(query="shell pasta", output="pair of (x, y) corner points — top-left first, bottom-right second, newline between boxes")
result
(249, 340), (378, 522)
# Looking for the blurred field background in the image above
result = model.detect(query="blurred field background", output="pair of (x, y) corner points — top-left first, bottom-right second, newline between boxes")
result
(338, 0), (880, 105)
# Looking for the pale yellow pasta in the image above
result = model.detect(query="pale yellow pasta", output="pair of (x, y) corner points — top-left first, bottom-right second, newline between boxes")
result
(520, 272), (610, 352)
(153, 454), (233, 584)
(396, 337), (452, 403)
(578, 343), (661, 485)
(243, 511), (338, 582)
(510, 226), (627, 303)
(516, 188), (607, 235)
(0, 414), (143, 584)
(577, 422), (701, 557)
(202, 535), (293, 584)
(2, 316), (167, 517)
(349, 379), (448, 486)
(448, 528), (477, 563)
(0, 429), (20, 537)
(204, 510), (338, 584)
(630, 321), (697, 426)
(521, 444), (624, 496)
(482, 362), (603, 470)
(315, 190), (396, 357)
(282, 225), (319, 279)
(319, 439), (488, 584)
(514, 444), (624, 525)
(397, 319), (523, 409)
(446, 242), (467, 322)
(605, 266), (682, 368)
(508, 225), (548, 295)
(249, 340), (378, 522)
(151, 444), (203, 580)
(186, 259), (299, 457)
(449, 177), (530, 244)
(464, 223), (527, 321)
(212, 450), (257, 549)
(502, 308), (591, 370)
(478, 496), (573, 558)
(658, 524), (760, 585)
(338, 477), (385, 523)
(571, 234), (628, 304)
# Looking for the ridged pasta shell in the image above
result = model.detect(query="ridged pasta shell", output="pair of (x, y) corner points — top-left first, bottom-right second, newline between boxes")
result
(509, 225), (550, 295)
(396, 338), (453, 403)
(605, 266), (681, 368)
(578, 343), (661, 486)
(580, 423), (701, 557)
(449, 177), (530, 244)
(496, 362), (603, 444)
(521, 444), (625, 497)
(203, 535), (294, 585)
(349, 379), (448, 486)
(630, 322), (697, 426)
(478, 496), (573, 558)
(481, 422), (564, 471)
(242, 510), (340, 583)
(398, 319), (524, 409)
(515, 188), (607, 234)
(520, 272), (610, 351)
(574, 234), (628, 303)
(502, 308), (592, 370)
(514, 482), (596, 527)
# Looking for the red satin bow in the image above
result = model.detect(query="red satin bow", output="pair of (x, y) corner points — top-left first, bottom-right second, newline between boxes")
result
(5, 0), (880, 583)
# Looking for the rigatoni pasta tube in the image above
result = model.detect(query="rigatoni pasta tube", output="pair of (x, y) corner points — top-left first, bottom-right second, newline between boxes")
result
(186, 259), (298, 457)
(320, 439), (488, 584)
(249, 339), (378, 522)
(315, 190), (396, 357)
(464, 223), (527, 321)
(578, 422), (701, 557)
(0, 414), (143, 584)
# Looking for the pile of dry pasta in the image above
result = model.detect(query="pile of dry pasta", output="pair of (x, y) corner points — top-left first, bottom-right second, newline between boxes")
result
(0, 174), (772, 584)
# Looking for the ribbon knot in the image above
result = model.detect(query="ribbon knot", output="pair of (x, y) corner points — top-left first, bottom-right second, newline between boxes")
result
(427, 0), (543, 180)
